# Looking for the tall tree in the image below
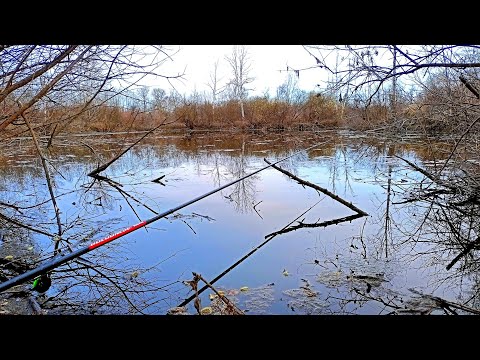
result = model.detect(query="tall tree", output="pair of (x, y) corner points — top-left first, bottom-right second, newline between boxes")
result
(152, 88), (167, 111)
(138, 86), (150, 112)
(225, 46), (254, 119)
(276, 73), (300, 104)
(207, 59), (226, 105)
(206, 59), (226, 124)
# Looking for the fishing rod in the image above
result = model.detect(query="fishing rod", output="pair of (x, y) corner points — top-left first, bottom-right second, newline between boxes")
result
(0, 141), (326, 293)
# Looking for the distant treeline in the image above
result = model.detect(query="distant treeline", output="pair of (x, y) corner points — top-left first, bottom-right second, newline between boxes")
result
(4, 71), (479, 138)
(2, 45), (480, 140)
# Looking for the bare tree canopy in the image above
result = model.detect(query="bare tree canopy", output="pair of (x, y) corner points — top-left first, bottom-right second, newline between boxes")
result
(302, 45), (480, 105)
(0, 45), (182, 137)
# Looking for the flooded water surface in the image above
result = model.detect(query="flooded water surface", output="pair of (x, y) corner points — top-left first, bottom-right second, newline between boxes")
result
(1, 130), (478, 314)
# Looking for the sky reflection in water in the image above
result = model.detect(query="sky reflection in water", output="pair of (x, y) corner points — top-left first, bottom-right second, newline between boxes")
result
(0, 131), (471, 314)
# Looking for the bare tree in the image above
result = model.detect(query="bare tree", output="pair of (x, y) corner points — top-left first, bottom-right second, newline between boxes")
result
(152, 88), (167, 111)
(225, 46), (254, 120)
(206, 59), (226, 106)
(206, 59), (226, 124)
(302, 45), (480, 108)
(0, 45), (182, 138)
(138, 86), (151, 112)
(276, 73), (300, 104)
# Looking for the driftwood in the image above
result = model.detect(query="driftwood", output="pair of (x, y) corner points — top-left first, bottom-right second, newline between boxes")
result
(179, 161), (370, 309)
(264, 159), (368, 216)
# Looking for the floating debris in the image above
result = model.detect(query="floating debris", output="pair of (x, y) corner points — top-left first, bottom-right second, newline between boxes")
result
(200, 306), (213, 315)
(166, 306), (189, 315)
(210, 292), (241, 315)
(316, 270), (344, 288)
(283, 281), (326, 315)
(244, 284), (275, 314)
(347, 273), (386, 288)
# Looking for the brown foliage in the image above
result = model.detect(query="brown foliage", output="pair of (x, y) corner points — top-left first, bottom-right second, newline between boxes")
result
(11, 76), (480, 136)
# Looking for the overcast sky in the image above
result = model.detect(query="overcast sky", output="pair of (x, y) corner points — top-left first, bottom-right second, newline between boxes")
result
(143, 45), (323, 97)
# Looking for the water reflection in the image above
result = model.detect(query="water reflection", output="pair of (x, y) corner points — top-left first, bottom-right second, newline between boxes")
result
(1, 130), (479, 314)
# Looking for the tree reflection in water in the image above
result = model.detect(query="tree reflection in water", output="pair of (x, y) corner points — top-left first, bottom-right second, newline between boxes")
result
(2, 130), (480, 314)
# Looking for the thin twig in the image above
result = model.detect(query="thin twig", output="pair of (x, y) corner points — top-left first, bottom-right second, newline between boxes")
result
(194, 272), (243, 315)
(23, 114), (63, 254)
(446, 236), (480, 270)
(459, 75), (480, 99)
(252, 200), (263, 219)
(0, 212), (53, 237)
(438, 115), (480, 175)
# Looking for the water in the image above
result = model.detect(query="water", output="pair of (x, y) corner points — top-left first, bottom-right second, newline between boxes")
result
(0, 130), (477, 314)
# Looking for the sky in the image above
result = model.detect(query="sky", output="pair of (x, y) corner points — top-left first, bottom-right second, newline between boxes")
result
(142, 45), (323, 98)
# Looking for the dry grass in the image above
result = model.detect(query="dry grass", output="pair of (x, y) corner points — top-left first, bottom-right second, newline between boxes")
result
(12, 84), (479, 136)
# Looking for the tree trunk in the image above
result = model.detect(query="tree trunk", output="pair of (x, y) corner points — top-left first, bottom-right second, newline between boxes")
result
(240, 100), (245, 119)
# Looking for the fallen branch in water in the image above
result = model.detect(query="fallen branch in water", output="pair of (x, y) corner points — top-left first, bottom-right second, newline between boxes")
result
(88, 121), (166, 178)
(191, 213), (215, 221)
(151, 175), (166, 186)
(394, 155), (459, 194)
(264, 159), (368, 216)
(264, 213), (365, 238)
(252, 200), (263, 219)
